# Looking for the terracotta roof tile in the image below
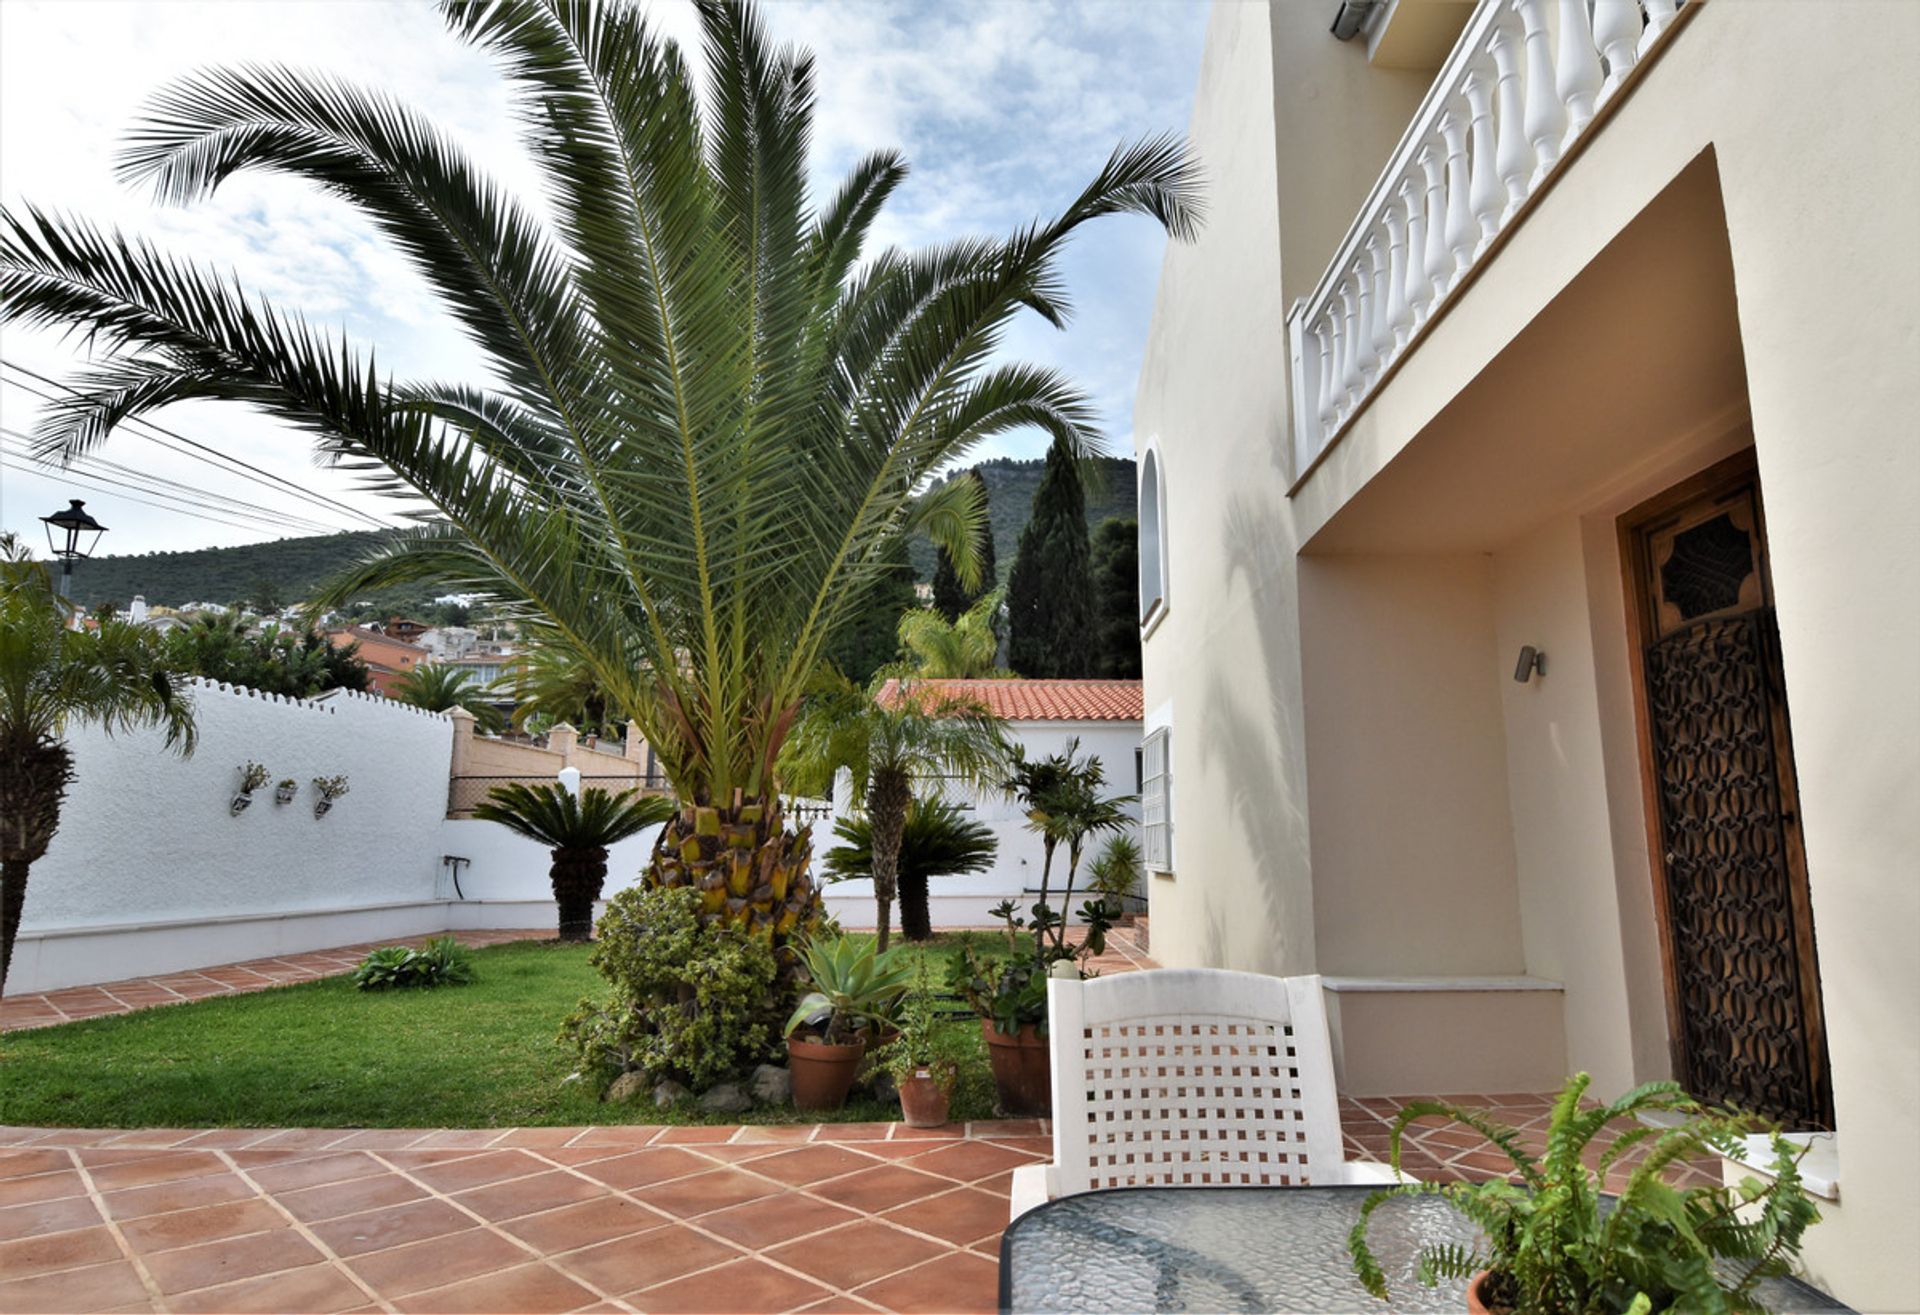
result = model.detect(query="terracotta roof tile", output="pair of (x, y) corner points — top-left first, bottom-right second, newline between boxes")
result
(875, 679), (1141, 723)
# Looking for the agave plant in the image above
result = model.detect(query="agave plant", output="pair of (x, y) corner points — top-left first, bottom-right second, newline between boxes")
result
(823, 796), (997, 943)
(473, 782), (674, 941)
(784, 934), (913, 1045)
(0, 0), (1201, 969)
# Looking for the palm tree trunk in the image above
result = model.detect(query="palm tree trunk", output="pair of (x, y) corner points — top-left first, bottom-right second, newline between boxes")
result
(867, 770), (913, 954)
(549, 845), (610, 942)
(899, 867), (932, 942)
(0, 735), (72, 998)
(648, 794), (823, 984)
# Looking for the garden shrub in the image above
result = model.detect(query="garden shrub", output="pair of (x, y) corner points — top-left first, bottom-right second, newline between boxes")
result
(561, 885), (778, 1092)
(350, 937), (475, 991)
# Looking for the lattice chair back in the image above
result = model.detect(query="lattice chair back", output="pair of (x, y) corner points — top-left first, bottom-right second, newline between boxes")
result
(1044, 969), (1347, 1195)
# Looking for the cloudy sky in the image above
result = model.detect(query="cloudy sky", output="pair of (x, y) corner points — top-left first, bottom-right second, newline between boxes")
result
(0, 0), (1209, 557)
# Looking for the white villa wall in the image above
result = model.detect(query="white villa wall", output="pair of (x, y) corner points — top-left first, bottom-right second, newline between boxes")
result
(822, 719), (1142, 929)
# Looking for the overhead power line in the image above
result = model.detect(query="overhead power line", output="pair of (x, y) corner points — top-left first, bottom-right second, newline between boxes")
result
(0, 360), (401, 532)
(0, 455), (280, 535)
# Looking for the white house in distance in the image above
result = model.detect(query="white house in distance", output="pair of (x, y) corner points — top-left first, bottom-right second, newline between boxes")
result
(1133, 2), (1917, 1309)
(822, 679), (1143, 930)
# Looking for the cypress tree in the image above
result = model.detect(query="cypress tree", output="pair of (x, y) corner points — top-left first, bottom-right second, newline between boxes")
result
(826, 533), (918, 683)
(930, 469), (996, 622)
(1090, 517), (1142, 679)
(1007, 439), (1096, 677)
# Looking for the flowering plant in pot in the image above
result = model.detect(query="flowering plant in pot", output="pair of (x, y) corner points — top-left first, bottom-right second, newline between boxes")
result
(1348, 1072), (1820, 1315)
(783, 934), (910, 1111)
(273, 777), (298, 805)
(310, 773), (349, 818)
(231, 761), (269, 814)
(872, 961), (966, 1128)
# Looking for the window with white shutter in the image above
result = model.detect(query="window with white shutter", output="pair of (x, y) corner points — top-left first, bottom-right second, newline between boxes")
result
(1141, 726), (1173, 873)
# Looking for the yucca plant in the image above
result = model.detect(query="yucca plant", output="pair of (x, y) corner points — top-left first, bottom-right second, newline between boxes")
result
(472, 783), (674, 941)
(0, 535), (196, 995)
(391, 663), (504, 732)
(0, 0), (1201, 972)
(1348, 1072), (1821, 1315)
(823, 796), (997, 943)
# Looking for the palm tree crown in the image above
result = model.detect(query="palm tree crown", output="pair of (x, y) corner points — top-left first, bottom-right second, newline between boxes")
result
(391, 662), (503, 731)
(0, 0), (1200, 813)
(473, 781), (674, 940)
(896, 589), (1008, 680)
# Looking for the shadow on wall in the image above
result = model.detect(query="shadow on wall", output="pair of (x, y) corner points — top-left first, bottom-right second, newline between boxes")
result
(1184, 489), (1316, 975)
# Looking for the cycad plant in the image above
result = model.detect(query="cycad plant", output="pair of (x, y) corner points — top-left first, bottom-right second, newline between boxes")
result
(0, 535), (196, 994)
(391, 662), (505, 732)
(472, 782), (674, 941)
(823, 795), (997, 943)
(0, 0), (1200, 966)
(784, 678), (1010, 950)
(896, 589), (1008, 680)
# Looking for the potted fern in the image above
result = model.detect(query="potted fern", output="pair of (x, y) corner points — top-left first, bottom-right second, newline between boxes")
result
(1348, 1073), (1821, 1315)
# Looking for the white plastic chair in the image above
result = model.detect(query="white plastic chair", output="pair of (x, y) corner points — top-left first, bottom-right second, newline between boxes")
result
(1008, 969), (1402, 1221)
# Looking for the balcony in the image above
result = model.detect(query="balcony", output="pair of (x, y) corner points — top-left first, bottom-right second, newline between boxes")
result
(1285, 0), (1691, 484)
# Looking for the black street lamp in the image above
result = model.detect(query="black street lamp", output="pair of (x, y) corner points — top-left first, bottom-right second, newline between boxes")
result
(39, 499), (108, 601)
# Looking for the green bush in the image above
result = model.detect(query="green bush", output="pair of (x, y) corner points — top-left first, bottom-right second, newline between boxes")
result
(350, 937), (475, 991)
(561, 885), (778, 1092)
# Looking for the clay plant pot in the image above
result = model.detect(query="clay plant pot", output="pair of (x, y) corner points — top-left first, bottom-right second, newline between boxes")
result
(787, 1034), (867, 1111)
(897, 1068), (954, 1129)
(1466, 1271), (1497, 1315)
(981, 1019), (1051, 1117)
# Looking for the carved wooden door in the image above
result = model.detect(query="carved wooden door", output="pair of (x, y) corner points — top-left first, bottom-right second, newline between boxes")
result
(1624, 454), (1832, 1128)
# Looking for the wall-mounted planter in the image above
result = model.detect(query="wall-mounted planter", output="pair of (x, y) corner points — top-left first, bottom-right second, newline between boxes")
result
(310, 774), (350, 819)
(313, 798), (333, 818)
(230, 792), (255, 816)
(232, 762), (270, 816)
(274, 780), (298, 805)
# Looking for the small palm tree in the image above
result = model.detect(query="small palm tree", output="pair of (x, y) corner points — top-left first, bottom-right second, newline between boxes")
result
(1033, 749), (1135, 952)
(0, 535), (195, 994)
(391, 663), (503, 732)
(823, 796), (997, 942)
(495, 629), (618, 738)
(472, 783), (674, 941)
(896, 589), (1008, 679)
(784, 678), (1009, 950)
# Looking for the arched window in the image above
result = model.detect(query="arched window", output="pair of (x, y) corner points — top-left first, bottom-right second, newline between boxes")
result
(1139, 447), (1167, 626)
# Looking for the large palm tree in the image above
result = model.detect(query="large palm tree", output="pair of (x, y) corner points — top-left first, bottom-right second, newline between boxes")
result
(784, 678), (1009, 950)
(391, 662), (504, 732)
(0, 0), (1200, 960)
(0, 535), (196, 994)
(472, 782), (674, 941)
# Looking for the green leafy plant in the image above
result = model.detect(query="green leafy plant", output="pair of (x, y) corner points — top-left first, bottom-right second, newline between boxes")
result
(1348, 1072), (1821, 1315)
(784, 934), (913, 1044)
(390, 663), (504, 732)
(350, 937), (475, 991)
(472, 782), (673, 941)
(1086, 832), (1142, 915)
(236, 761), (270, 794)
(822, 796), (997, 943)
(872, 959), (966, 1085)
(561, 885), (777, 1092)
(952, 896), (1114, 1035)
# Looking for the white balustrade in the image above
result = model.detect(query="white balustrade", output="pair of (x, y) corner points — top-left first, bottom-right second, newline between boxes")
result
(1284, 0), (1687, 481)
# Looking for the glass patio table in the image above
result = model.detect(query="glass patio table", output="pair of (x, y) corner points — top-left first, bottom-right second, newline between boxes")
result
(999, 1186), (1850, 1314)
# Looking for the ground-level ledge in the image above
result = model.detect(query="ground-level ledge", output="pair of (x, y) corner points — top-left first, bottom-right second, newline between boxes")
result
(1322, 974), (1564, 993)
(1724, 1131), (1841, 1202)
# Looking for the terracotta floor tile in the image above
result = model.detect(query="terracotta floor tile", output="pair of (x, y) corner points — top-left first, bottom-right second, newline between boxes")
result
(86, 1151), (228, 1194)
(495, 1128), (583, 1148)
(766, 1218), (948, 1290)
(455, 1170), (605, 1222)
(965, 1120), (1043, 1139)
(882, 1125), (962, 1143)
(550, 1225), (737, 1294)
(0, 1170), (86, 1208)
(0, 1150), (73, 1178)
(727, 1126), (817, 1145)
(0, 1193), (103, 1241)
(880, 1187), (1009, 1247)
(394, 1262), (596, 1314)
(244, 1153), (383, 1195)
(500, 1196), (666, 1253)
(572, 1149), (713, 1191)
(167, 1263), (370, 1315)
(100, 1172), (255, 1221)
(0, 1224), (122, 1280)
(805, 1165), (952, 1215)
(277, 1171), (426, 1223)
(853, 1249), (999, 1315)
(144, 1228), (327, 1296)
(403, 1150), (543, 1193)
(632, 1169), (781, 1219)
(118, 1199), (288, 1254)
(650, 1127), (739, 1145)
(628, 1257), (829, 1312)
(793, 1299), (884, 1314)
(740, 1146), (879, 1187)
(901, 1141), (1037, 1184)
(811, 1123), (895, 1142)
(0, 1259), (151, 1314)
(308, 1198), (471, 1259)
(345, 1227), (530, 1298)
(696, 1193), (861, 1250)
(326, 1131), (433, 1152)
(409, 1130), (507, 1150)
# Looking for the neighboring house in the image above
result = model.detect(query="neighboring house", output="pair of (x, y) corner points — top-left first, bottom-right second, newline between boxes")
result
(123, 596), (192, 635)
(826, 678), (1144, 929)
(381, 615), (431, 645)
(417, 625), (479, 658)
(1134, 3), (1916, 1308)
(325, 625), (427, 697)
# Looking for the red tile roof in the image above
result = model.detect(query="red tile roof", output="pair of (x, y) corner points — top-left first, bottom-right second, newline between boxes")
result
(876, 678), (1142, 723)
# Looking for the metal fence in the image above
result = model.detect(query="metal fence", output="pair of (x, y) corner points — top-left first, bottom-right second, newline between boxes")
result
(446, 773), (671, 818)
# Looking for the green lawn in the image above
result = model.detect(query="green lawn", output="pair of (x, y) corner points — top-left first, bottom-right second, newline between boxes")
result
(0, 933), (1015, 1129)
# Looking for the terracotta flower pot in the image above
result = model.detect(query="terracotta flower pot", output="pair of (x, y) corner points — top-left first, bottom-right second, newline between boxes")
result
(787, 1034), (866, 1111)
(981, 1019), (1050, 1116)
(1466, 1271), (1497, 1315)
(898, 1069), (954, 1128)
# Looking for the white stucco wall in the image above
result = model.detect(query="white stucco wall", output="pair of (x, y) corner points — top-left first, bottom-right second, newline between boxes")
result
(822, 718), (1142, 929)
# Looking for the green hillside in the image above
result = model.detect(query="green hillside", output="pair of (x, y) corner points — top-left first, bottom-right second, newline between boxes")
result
(65, 454), (1138, 609)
